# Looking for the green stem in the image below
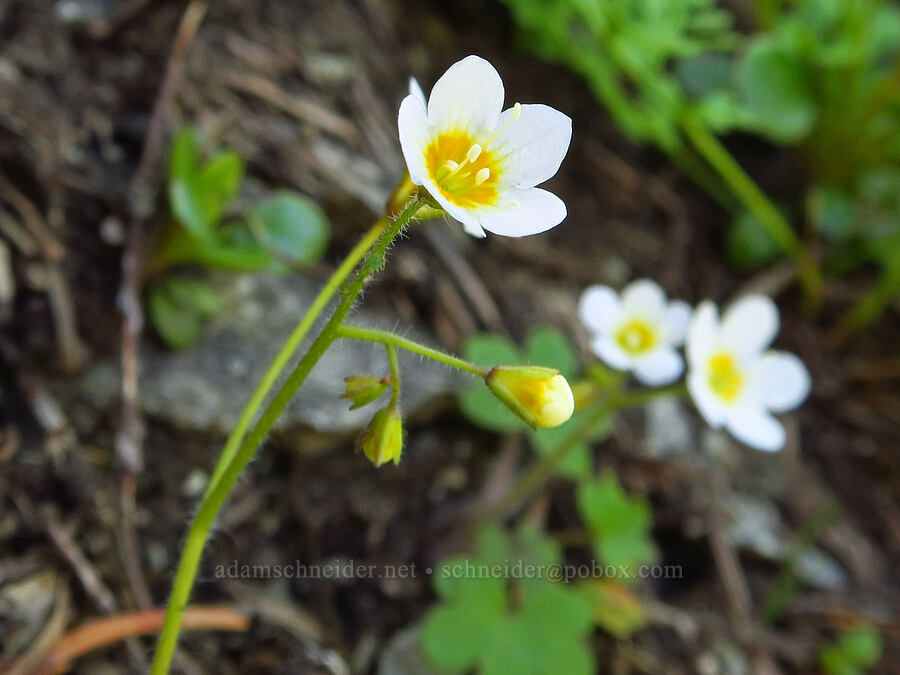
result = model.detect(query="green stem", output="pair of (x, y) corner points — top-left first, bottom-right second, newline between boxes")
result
(480, 381), (687, 524)
(386, 344), (400, 407)
(680, 115), (825, 305)
(335, 325), (488, 378)
(150, 199), (423, 675)
(203, 216), (391, 499)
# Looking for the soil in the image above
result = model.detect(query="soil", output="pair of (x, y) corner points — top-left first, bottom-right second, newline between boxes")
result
(0, 0), (898, 673)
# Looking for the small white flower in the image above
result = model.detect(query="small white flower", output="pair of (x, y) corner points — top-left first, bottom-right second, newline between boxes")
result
(578, 280), (692, 386)
(399, 55), (572, 238)
(686, 294), (811, 452)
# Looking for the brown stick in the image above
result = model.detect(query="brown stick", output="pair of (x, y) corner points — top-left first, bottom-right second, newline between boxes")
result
(29, 606), (250, 675)
(113, 5), (209, 672)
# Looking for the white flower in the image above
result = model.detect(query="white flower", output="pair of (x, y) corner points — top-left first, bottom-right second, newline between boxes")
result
(578, 280), (692, 386)
(686, 295), (811, 452)
(398, 55), (572, 238)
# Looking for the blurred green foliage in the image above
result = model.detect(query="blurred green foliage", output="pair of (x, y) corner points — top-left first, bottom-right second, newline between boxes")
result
(460, 328), (611, 478)
(501, 0), (900, 329)
(819, 626), (883, 675)
(577, 472), (657, 573)
(422, 526), (596, 675)
(147, 128), (330, 349)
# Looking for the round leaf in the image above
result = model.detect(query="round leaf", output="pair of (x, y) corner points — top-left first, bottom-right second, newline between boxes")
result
(253, 191), (330, 266)
(739, 40), (817, 143)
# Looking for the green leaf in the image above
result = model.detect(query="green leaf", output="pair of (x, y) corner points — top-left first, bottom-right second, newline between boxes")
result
(162, 277), (223, 317)
(169, 179), (213, 241)
(727, 209), (783, 271)
(463, 333), (521, 368)
(738, 40), (817, 143)
(577, 473), (657, 572)
(423, 527), (595, 675)
(196, 152), (244, 228)
(193, 240), (272, 271)
(820, 626), (883, 675)
(166, 128), (244, 240)
(811, 185), (858, 242)
(168, 128), (198, 183)
(676, 53), (734, 99)
(252, 191), (330, 266)
(524, 327), (577, 377)
(147, 283), (201, 350)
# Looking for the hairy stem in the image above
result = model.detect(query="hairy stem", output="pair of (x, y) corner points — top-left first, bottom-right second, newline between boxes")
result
(150, 199), (423, 674)
(203, 217), (390, 498)
(335, 325), (488, 378)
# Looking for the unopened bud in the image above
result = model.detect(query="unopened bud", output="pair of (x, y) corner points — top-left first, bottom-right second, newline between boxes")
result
(341, 375), (389, 410)
(486, 366), (575, 429)
(357, 406), (404, 467)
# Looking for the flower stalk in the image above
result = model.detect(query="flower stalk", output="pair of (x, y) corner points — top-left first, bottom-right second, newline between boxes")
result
(150, 198), (424, 675)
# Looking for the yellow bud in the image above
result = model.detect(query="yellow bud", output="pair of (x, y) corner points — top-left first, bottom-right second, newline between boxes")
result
(486, 366), (575, 429)
(357, 407), (404, 467)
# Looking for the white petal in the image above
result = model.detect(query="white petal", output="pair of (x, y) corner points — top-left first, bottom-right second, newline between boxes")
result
(633, 347), (684, 386)
(726, 406), (786, 452)
(591, 336), (634, 371)
(687, 301), (719, 367)
(427, 55), (503, 135)
(488, 104), (572, 188)
(749, 351), (810, 413)
(418, 177), (487, 237)
(664, 300), (693, 346)
(409, 77), (427, 108)
(578, 285), (620, 336)
(398, 95), (431, 186)
(688, 371), (728, 427)
(478, 187), (566, 237)
(621, 279), (666, 320)
(721, 294), (779, 357)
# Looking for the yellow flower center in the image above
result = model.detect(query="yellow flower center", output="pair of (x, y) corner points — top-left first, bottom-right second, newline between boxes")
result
(425, 132), (500, 208)
(707, 352), (743, 403)
(615, 319), (658, 356)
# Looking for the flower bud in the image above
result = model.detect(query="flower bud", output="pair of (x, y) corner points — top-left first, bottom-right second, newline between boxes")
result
(357, 406), (404, 467)
(486, 366), (575, 429)
(341, 375), (389, 410)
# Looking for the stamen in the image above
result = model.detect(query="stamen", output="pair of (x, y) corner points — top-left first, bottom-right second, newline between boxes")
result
(475, 167), (490, 185)
(443, 160), (460, 172)
(466, 144), (482, 163)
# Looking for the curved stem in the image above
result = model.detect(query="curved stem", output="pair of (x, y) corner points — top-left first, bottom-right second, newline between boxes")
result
(335, 325), (488, 378)
(203, 216), (390, 498)
(680, 115), (825, 306)
(151, 200), (423, 675)
(479, 381), (687, 524)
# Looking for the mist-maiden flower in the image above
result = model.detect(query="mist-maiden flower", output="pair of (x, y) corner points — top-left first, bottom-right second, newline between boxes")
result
(578, 280), (692, 386)
(686, 295), (811, 452)
(486, 366), (575, 429)
(398, 55), (572, 238)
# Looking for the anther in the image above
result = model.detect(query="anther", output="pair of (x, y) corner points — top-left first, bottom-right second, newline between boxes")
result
(475, 167), (490, 185)
(443, 160), (460, 172)
(466, 144), (482, 163)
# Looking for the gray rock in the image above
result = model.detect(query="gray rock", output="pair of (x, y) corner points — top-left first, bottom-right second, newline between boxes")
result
(722, 494), (846, 590)
(643, 397), (696, 457)
(378, 623), (439, 675)
(79, 273), (467, 436)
